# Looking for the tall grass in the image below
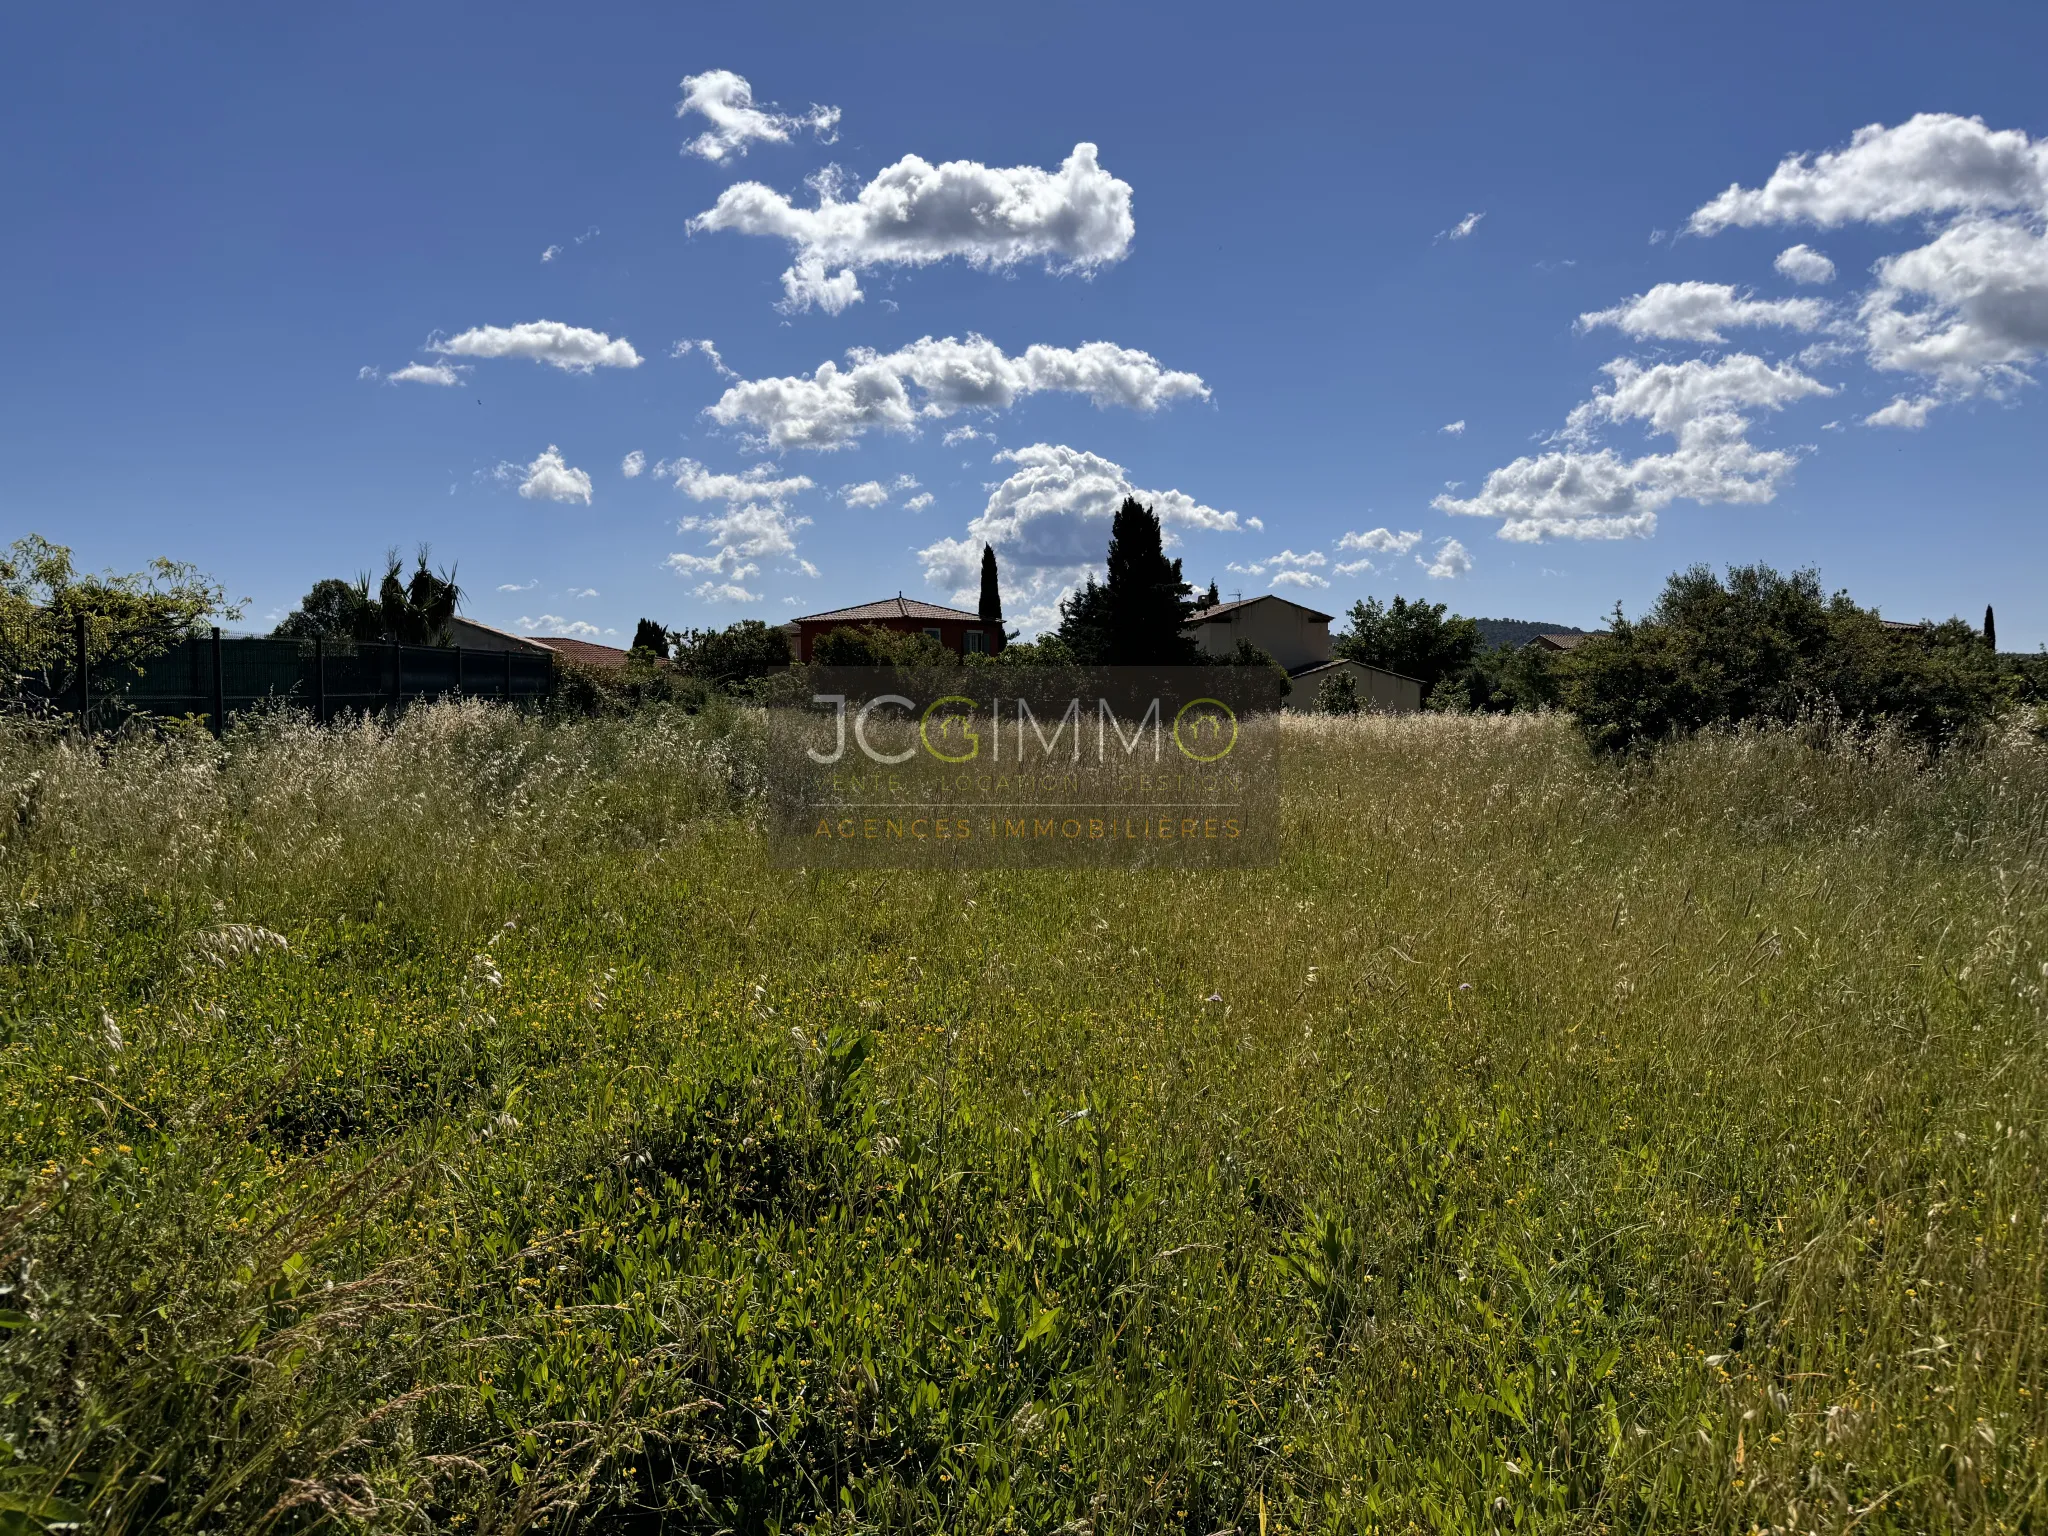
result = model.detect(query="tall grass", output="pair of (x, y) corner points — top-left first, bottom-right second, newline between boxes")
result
(2, 702), (2045, 1533)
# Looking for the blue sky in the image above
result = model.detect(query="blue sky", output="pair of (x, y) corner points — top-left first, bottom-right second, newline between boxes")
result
(7, 0), (2046, 643)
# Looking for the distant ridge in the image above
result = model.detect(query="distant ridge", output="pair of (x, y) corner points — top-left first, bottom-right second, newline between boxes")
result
(1470, 617), (1591, 651)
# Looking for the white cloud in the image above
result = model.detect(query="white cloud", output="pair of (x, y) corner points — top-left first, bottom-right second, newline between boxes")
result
(1688, 113), (2048, 234)
(1441, 212), (1485, 241)
(1227, 549), (1330, 590)
(1421, 538), (1472, 579)
(689, 142), (1134, 313)
(1866, 394), (1938, 429)
(1440, 419), (1466, 434)
(371, 362), (466, 386)
(434, 321), (642, 372)
(707, 333), (1207, 451)
(1579, 282), (1828, 342)
(517, 445), (594, 505)
(672, 338), (738, 379)
(916, 443), (1239, 629)
(1333, 559), (1374, 577)
(666, 459), (814, 588)
(497, 579), (537, 592)
(942, 424), (988, 446)
(795, 559), (821, 579)
(519, 614), (601, 639)
(1437, 354), (1832, 541)
(541, 244), (562, 263)
(1336, 527), (1422, 555)
(903, 492), (934, 511)
(840, 480), (890, 508)
(571, 588), (598, 599)
(677, 69), (840, 163)
(1690, 114), (2048, 418)
(692, 582), (761, 604)
(621, 450), (646, 478)
(1775, 244), (1837, 284)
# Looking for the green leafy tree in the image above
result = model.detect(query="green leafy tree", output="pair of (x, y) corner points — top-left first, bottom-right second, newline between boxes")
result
(1564, 563), (2005, 753)
(670, 619), (792, 688)
(1, 533), (238, 698)
(1312, 670), (1359, 715)
(273, 578), (383, 642)
(1333, 596), (1479, 693)
(1056, 499), (1201, 665)
(809, 625), (952, 668)
(1222, 638), (1291, 699)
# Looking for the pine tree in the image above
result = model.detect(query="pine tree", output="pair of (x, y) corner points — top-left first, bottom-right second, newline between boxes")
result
(630, 618), (670, 658)
(1202, 580), (1221, 610)
(1102, 498), (1201, 664)
(1985, 604), (1997, 651)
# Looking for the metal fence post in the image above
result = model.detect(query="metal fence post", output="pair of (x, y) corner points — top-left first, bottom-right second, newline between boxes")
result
(210, 626), (225, 736)
(75, 612), (90, 730)
(314, 635), (327, 724)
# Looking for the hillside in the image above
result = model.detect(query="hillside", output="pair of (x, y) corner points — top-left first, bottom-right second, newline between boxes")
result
(1469, 616), (1590, 651)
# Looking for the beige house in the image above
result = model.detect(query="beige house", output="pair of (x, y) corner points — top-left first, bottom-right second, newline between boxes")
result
(1184, 595), (1422, 712)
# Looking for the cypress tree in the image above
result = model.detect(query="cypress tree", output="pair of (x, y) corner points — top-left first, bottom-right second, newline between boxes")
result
(979, 545), (1003, 625)
(1102, 498), (1200, 664)
(1985, 604), (1997, 651)
(1202, 580), (1221, 610)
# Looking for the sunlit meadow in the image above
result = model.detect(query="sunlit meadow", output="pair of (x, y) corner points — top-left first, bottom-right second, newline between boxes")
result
(3, 702), (2045, 1534)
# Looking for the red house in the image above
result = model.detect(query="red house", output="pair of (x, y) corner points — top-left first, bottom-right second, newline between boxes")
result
(789, 597), (1000, 661)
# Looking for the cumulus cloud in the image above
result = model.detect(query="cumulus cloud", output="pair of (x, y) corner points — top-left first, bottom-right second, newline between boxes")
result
(1440, 419), (1466, 434)
(1228, 550), (1330, 591)
(916, 443), (1239, 630)
(1691, 114), (2048, 417)
(1866, 394), (1939, 429)
(516, 446), (594, 505)
(1420, 538), (1472, 579)
(1436, 354), (1832, 541)
(1336, 528), (1422, 556)
(943, 424), (989, 446)
(1333, 559), (1374, 577)
(840, 480), (890, 508)
(621, 450), (646, 478)
(519, 615), (600, 639)
(1775, 244), (1837, 284)
(665, 459), (814, 599)
(677, 69), (840, 163)
(707, 334), (1207, 451)
(1579, 282), (1828, 342)
(903, 492), (934, 511)
(1688, 113), (2048, 234)
(1440, 212), (1485, 241)
(384, 362), (466, 386)
(433, 321), (643, 372)
(688, 142), (1133, 313)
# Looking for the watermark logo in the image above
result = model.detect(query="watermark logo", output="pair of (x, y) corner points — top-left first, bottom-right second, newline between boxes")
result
(765, 666), (1281, 868)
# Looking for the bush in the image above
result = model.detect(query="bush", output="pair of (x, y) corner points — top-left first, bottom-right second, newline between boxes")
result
(1312, 671), (1359, 715)
(1563, 563), (2005, 753)
(809, 625), (953, 668)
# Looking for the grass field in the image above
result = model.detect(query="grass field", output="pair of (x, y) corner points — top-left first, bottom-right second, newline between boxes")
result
(3, 702), (2046, 1534)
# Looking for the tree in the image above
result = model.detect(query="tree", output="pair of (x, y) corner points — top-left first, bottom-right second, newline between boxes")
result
(275, 549), (461, 645)
(631, 618), (671, 658)
(1986, 604), (1997, 652)
(669, 619), (791, 687)
(810, 625), (951, 668)
(1333, 595), (1480, 693)
(1056, 498), (1201, 665)
(1, 533), (237, 698)
(1202, 580), (1221, 610)
(1563, 563), (2005, 753)
(1222, 638), (1290, 698)
(1313, 670), (1359, 715)
(273, 578), (382, 642)
(979, 546), (1003, 626)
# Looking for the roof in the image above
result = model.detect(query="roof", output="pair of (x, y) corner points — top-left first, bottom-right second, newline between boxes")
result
(1527, 631), (1604, 651)
(446, 616), (554, 652)
(1878, 617), (1926, 632)
(1291, 657), (1426, 685)
(794, 596), (984, 625)
(529, 636), (635, 670)
(1188, 593), (1336, 625)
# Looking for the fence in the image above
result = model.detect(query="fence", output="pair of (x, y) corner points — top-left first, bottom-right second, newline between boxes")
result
(58, 622), (555, 733)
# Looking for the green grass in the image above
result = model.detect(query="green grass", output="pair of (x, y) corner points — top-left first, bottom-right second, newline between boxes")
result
(3, 701), (2046, 1533)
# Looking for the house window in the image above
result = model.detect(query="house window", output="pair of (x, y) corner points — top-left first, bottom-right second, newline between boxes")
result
(963, 630), (988, 653)
(923, 626), (943, 642)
